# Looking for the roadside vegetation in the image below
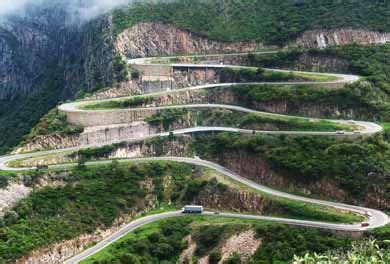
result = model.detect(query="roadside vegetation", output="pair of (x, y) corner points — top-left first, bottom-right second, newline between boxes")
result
(227, 82), (390, 122)
(246, 44), (390, 121)
(81, 216), (362, 264)
(218, 67), (334, 83)
(192, 132), (390, 205)
(82, 96), (153, 110)
(248, 45), (389, 83)
(0, 160), (364, 262)
(16, 109), (83, 149)
(145, 108), (355, 132)
(293, 239), (390, 263)
(0, 161), (193, 262)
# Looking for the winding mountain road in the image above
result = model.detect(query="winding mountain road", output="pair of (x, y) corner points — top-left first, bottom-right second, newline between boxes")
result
(0, 52), (388, 263)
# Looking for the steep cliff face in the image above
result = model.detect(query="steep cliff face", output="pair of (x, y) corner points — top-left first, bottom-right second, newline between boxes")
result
(0, 12), (62, 100)
(0, 6), (115, 154)
(115, 22), (265, 58)
(0, 6), (115, 100)
(294, 28), (390, 49)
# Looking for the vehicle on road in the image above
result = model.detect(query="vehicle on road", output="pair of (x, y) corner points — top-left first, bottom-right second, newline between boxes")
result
(36, 165), (49, 170)
(336, 130), (345, 135)
(182, 205), (203, 214)
(361, 222), (370, 227)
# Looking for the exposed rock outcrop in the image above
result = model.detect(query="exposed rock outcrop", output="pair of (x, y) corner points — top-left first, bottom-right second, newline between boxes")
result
(15, 137), (191, 168)
(115, 22), (265, 58)
(0, 182), (31, 217)
(13, 134), (80, 154)
(179, 230), (261, 264)
(295, 28), (390, 49)
(220, 229), (261, 263)
(195, 184), (269, 214)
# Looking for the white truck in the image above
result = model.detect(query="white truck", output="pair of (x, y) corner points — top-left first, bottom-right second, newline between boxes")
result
(182, 205), (204, 214)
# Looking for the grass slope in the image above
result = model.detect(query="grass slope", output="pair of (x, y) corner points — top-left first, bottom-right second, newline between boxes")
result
(113, 0), (390, 45)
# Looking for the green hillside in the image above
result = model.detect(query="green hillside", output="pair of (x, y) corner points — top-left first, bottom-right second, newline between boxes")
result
(113, 0), (390, 44)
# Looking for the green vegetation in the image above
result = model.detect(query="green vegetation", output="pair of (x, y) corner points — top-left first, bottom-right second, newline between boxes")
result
(293, 239), (390, 263)
(249, 45), (390, 82)
(82, 216), (357, 264)
(82, 96), (152, 110)
(145, 107), (354, 132)
(0, 70), (66, 155)
(368, 225), (390, 250)
(227, 82), (390, 121)
(382, 123), (390, 133)
(129, 66), (140, 80)
(83, 217), (193, 264)
(113, 0), (389, 45)
(146, 108), (188, 130)
(0, 19), (114, 155)
(7, 138), (363, 222)
(239, 113), (353, 131)
(247, 44), (390, 121)
(219, 67), (293, 82)
(113, 55), (129, 82)
(0, 174), (9, 189)
(219, 67), (338, 83)
(17, 109), (83, 148)
(0, 158), (362, 263)
(0, 165), (18, 189)
(0, 161), (196, 262)
(192, 133), (389, 204)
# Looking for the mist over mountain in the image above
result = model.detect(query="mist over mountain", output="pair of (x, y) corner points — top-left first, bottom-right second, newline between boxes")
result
(0, 0), (170, 24)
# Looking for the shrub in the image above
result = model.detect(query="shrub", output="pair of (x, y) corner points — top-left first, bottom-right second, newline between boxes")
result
(0, 175), (9, 189)
(209, 251), (222, 264)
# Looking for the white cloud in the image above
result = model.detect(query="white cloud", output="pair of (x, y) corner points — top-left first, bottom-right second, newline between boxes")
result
(0, 0), (159, 22)
(0, 0), (30, 17)
(81, 0), (130, 20)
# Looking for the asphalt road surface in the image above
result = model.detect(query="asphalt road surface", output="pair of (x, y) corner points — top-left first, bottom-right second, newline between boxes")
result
(0, 51), (387, 263)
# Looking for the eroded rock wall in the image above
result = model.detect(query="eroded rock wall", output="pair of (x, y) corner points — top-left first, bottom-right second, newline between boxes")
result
(13, 134), (80, 154)
(115, 22), (265, 58)
(295, 28), (390, 49)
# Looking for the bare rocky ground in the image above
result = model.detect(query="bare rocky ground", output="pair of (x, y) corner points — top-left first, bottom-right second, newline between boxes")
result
(179, 229), (261, 264)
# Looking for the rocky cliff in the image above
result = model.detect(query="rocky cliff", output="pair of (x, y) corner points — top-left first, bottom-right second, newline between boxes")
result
(0, 7), (115, 100)
(0, 4), (116, 154)
(115, 22), (265, 58)
(294, 28), (390, 49)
